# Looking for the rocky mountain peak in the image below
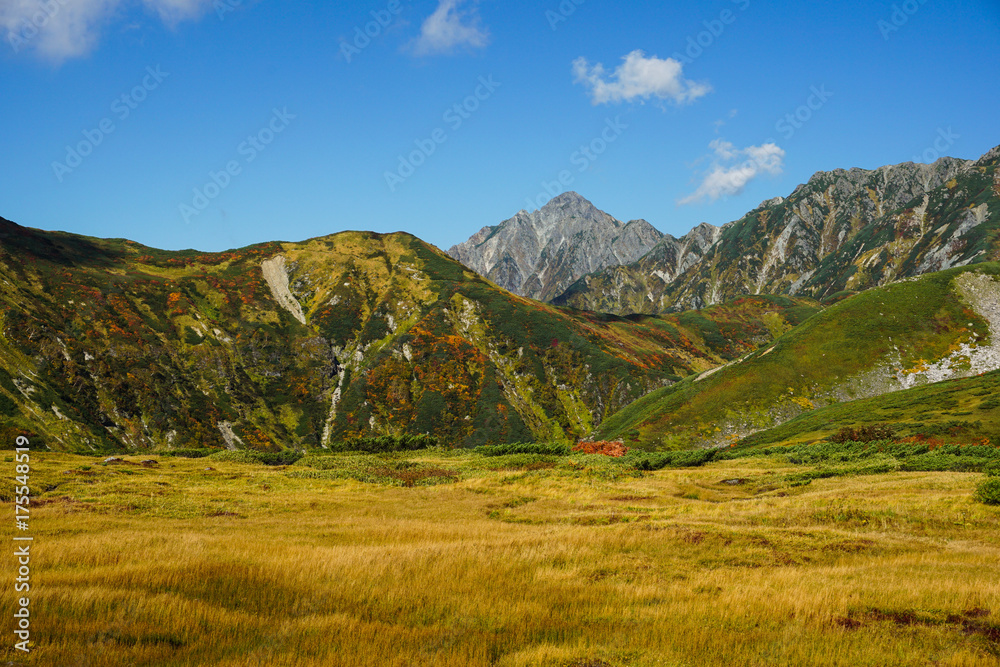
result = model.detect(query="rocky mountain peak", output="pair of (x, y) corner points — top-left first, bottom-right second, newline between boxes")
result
(537, 191), (613, 222)
(975, 143), (1000, 166)
(449, 193), (662, 302)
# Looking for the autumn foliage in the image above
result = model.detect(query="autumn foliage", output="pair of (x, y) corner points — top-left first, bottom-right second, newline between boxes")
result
(572, 440), (629, 457)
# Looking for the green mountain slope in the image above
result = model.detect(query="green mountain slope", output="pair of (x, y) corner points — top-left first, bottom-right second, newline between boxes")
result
(0, 220), (815, 453)
(594, 263), (1000, 449)
(738, 368), (1000, 448)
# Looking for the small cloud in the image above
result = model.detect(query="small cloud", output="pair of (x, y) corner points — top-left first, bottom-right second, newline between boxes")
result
(679, 140), (785, 205)
(142, 0), (211, 25)
(712, 109), (738, 133)
(709, 138), (737, 160)
(410, 0), (489, 56)
(572, 49), (711, 105)
(1, 0), (212, 62)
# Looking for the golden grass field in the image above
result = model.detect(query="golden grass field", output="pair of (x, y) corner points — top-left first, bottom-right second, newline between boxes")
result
(3, 450), (999, 666)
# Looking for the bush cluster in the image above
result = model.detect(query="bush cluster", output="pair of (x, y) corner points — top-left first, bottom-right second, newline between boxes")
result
(330, 434), (439, 454)
(626, 448), (719, 471)
(206, 450), (303, 466)
(829, 424), (896, 443)
(725, 440), (1000, 474)
(572, 441), (629, 457)
(159, 448), (217, 459)
(974, 478), (1000, 505)
(474, 442), (571, 457)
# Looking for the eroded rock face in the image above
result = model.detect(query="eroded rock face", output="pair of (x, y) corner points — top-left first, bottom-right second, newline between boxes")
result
(448, 191), (663, 302)
(555, 146), (1000, 314)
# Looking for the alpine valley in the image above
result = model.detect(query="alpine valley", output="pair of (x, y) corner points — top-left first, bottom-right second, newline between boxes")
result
(2, 144), (999, 454)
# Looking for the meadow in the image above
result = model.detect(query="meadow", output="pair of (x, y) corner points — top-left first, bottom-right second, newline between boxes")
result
(2, 446), (999, 666)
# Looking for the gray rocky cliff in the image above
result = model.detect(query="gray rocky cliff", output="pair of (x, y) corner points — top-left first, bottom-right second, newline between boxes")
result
(448, 192), (663, 302)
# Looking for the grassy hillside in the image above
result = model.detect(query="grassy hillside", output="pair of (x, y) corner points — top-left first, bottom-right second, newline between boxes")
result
(0, 219), (816, 452)
(4, 448), (998, 666)
(737, 368), (1000, 448)
(595, 263), (1000, 449)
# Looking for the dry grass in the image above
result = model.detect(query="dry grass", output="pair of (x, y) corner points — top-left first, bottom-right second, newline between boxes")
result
(2, 452), (999, 666)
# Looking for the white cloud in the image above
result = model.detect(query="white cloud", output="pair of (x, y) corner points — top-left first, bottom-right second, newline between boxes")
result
(410, 0), (489, 56)
(679, 140), (785, 205)
(712, 108), (738, 133)
(1, 0), (211, 62)
(572, 50), (711, 105)
(142, 0), (210, 25)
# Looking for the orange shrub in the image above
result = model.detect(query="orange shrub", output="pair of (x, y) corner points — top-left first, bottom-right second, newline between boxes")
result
(572, 441), (629, 457)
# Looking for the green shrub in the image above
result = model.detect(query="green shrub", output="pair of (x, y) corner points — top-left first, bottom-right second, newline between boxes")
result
(723, 439), (1000, 477)
(627, 448), (718, 471)
(330, 434), (439, 454)
(830, 424), (896, 443)
(974, 477), (1000, 505)
(206, 450), (303, 466)
(0, 393), (18, 417)
(474, 442), (571, 457)
(161, 448), (216, 459)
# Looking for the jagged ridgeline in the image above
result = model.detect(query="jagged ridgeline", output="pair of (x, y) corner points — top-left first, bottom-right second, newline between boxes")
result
(595, 263), (1000, 449)
(0, 222), (816, 452)
(555, 145), (1000, 314)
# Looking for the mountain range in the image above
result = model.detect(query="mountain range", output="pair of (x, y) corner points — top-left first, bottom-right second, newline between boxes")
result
(0, 221), (815, 451)
(449, 145), (999, 316)
(2, 143), (998, 453)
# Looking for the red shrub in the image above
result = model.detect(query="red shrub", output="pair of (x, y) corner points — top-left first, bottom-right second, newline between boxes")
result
(572, 441), (629, 457)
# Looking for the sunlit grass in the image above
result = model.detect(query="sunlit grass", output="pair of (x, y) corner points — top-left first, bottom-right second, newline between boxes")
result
(2, 452), (998, 666)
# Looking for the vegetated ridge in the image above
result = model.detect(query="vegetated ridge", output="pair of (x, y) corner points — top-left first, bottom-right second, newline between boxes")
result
(594, 263), (1000, 449)
(0, 221), (815, 453)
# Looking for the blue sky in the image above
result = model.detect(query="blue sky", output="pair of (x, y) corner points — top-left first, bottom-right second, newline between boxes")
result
(0, 0), (997, 253)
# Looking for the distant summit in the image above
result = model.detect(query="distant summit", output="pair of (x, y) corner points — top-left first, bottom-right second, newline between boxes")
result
(448, 192), (663, 302)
